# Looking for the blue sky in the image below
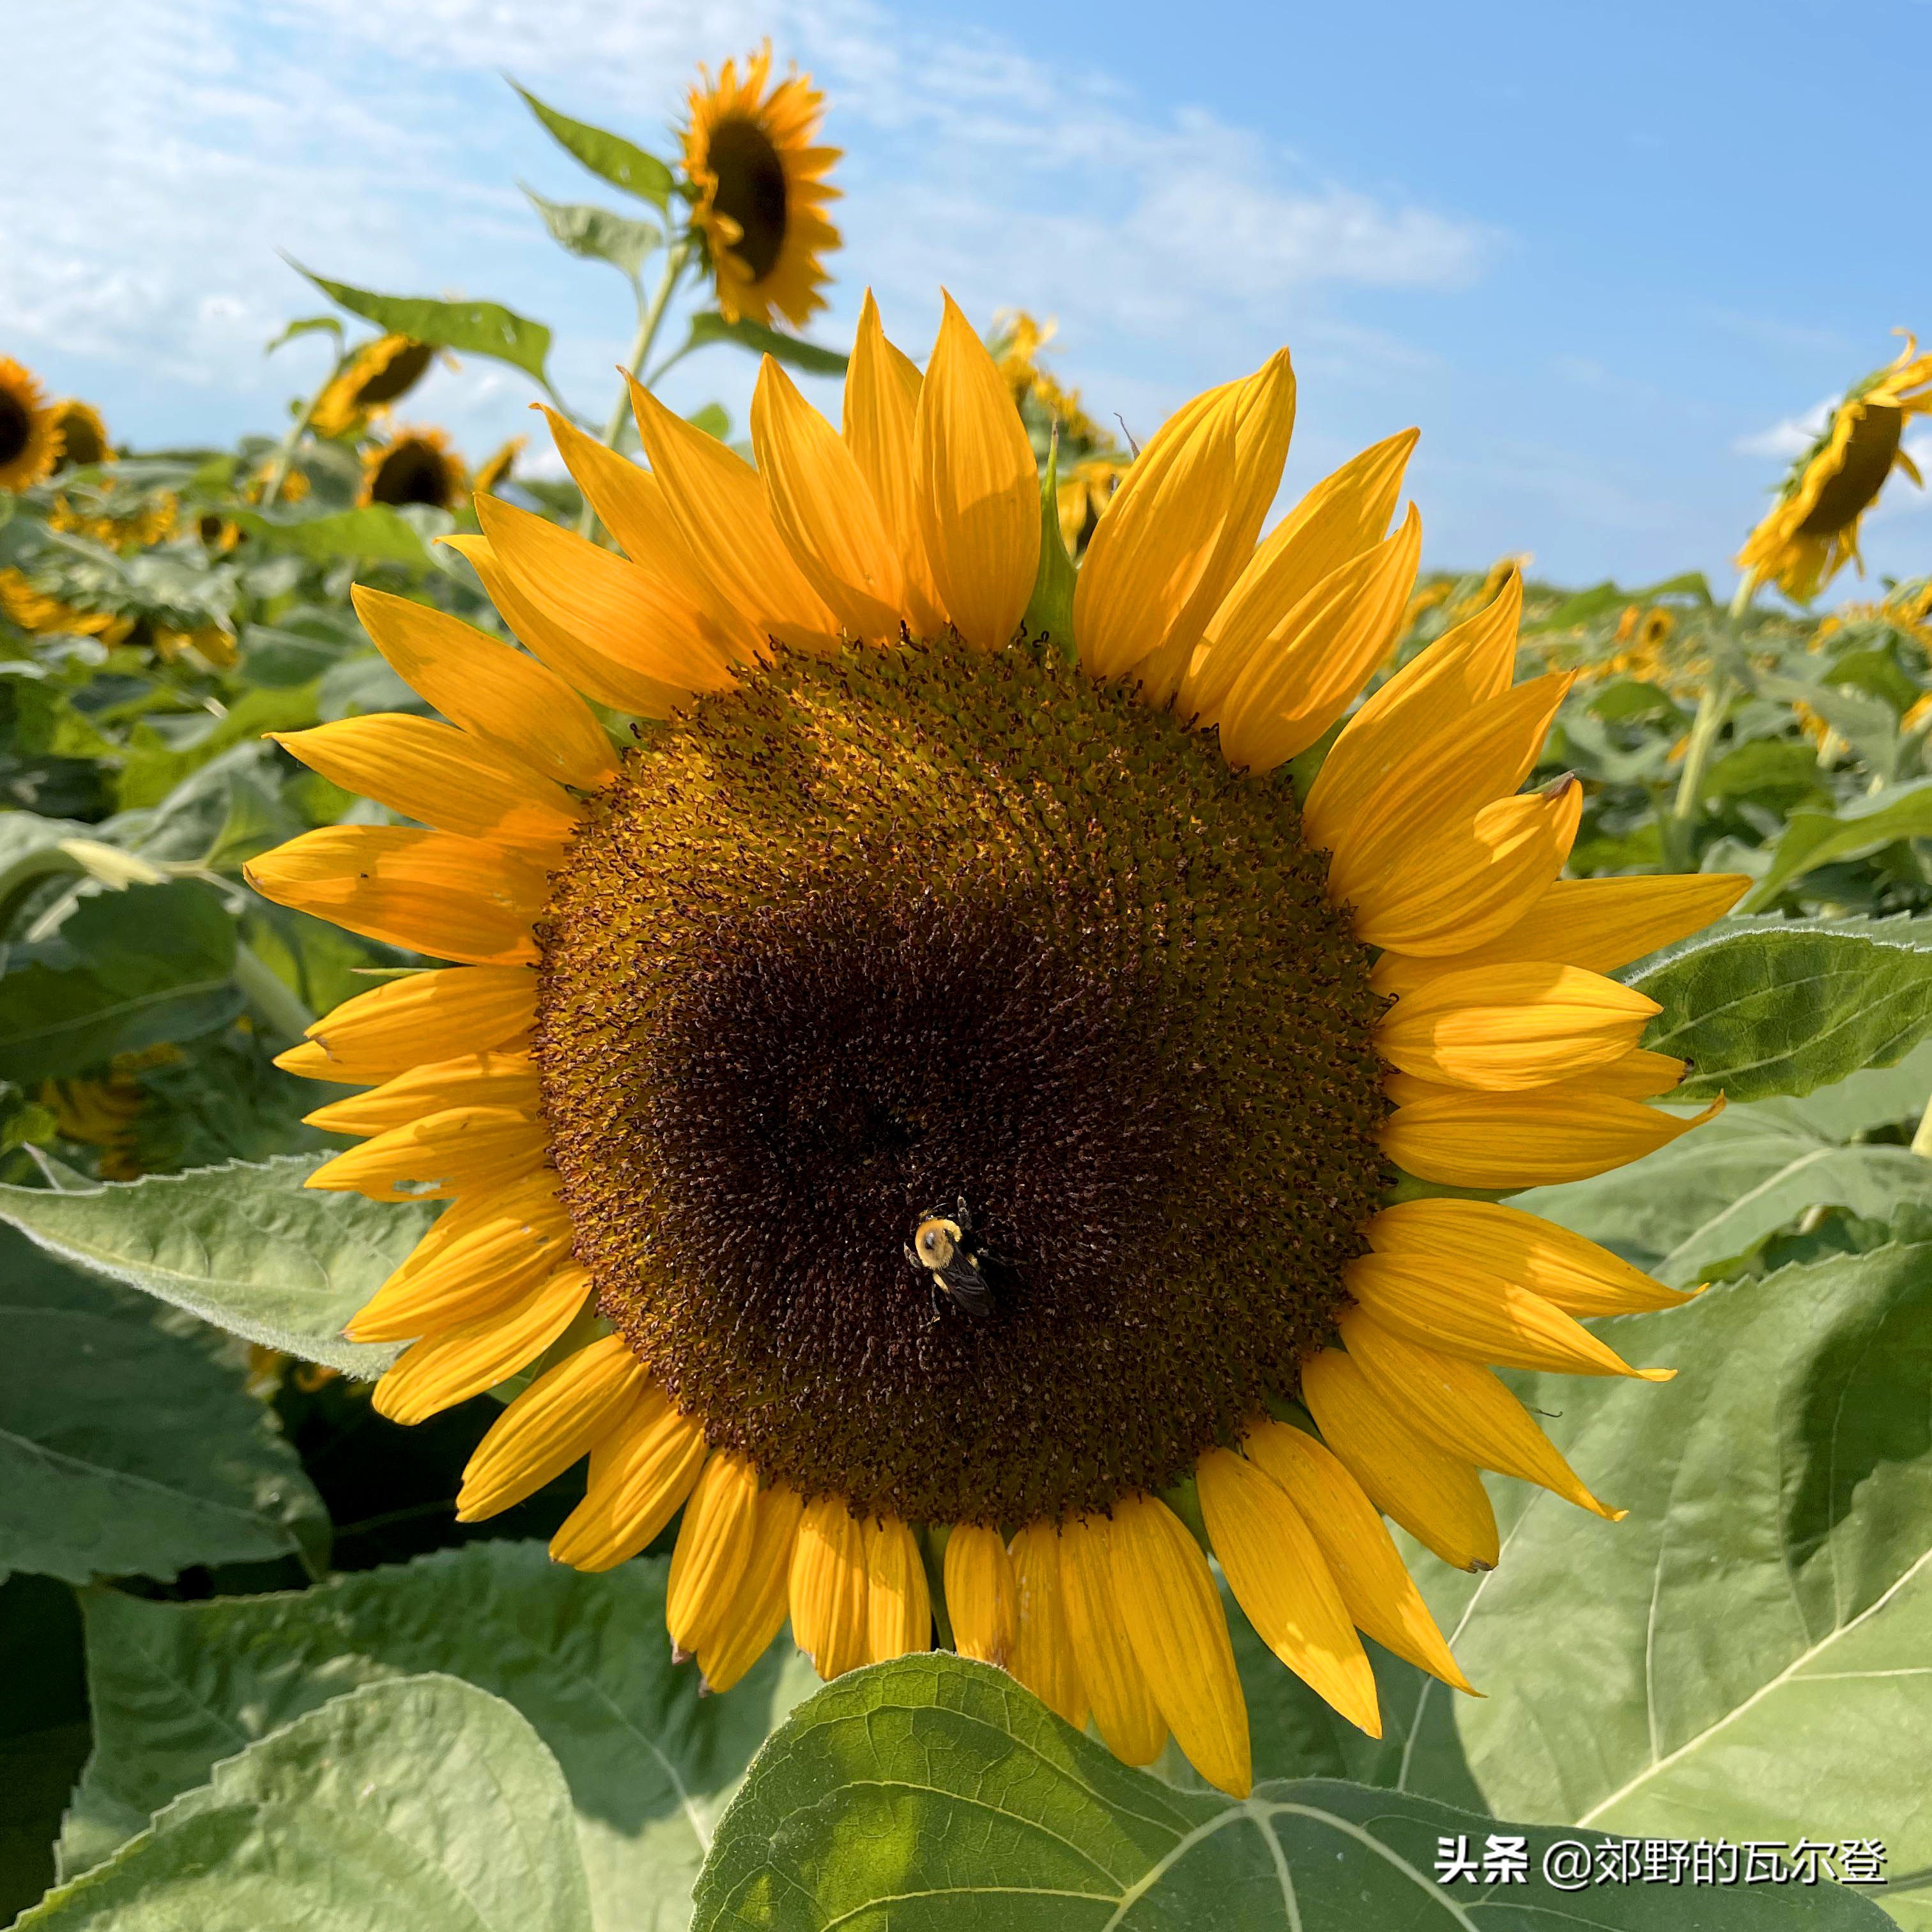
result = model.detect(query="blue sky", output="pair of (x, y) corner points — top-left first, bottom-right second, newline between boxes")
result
(8, 0), (1930, 601)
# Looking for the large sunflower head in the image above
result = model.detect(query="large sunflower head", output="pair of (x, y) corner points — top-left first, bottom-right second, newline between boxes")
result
(310, 335), (441, 440)
(1738, 332), (1932, 603)
(0, 358), (62, 492)
(680, 43), (840, 330)
(250, 290), (1747, 1800)
(359, 425), (464, 509)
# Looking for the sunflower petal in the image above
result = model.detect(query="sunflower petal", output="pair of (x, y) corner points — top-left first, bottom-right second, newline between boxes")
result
(668, 1450), (761, 1655)
(944, 1524), (1017, 1669)
(1239, 1422), (1471, 1693)
(1008, 1522), (1088, 1729)
(549, 1384), (709, 1571)
(1056, 1516), (1167, 1765)
(302, 1050), (539, 1137)
(696, 1482), (806, 1695)
(1341, 1309), (1622, 1520)
(1383, 1090), (1726, 1189)
(864, 1516), (933, 1664)
(914, 291), (1039, 652)
(304, 1104), (545, 1204)
(278, 967), (535, 1087)
(1195, 1446), (1381, 1733)
(1298, 1347), (1499, 1572)
(789, 1496), (871, 1680)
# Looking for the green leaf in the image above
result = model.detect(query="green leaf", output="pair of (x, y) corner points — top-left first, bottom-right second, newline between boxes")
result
(682, 312), (849, 378)
(114, 683), (319, 812)
(523, 187), (661, 281)
(227, 503), (433, 568)
(512, 82), (675, 212)
(0, 1576), (89, 1924)
(0, 1153), (427, 1376)
(0, 882), (241, 1086)
(1022, 436), (1077, 661)
(694, 1655), (1891, 1929)
(0, 1229), (325, 1586)
(61, 1544), (818, 1927)
(263, 314), (343, 356)
(289, 261), (555, 388)
(1433, 1215), (1932, 1924)
(23, 1676), (594, 1932)
(1738, 776), (1932, 911)
(1627, 913), (1932, 1101)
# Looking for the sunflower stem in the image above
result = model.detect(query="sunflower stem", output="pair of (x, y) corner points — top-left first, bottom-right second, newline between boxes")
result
(1666, 571), (1758, 863)
(1913, 1093), (1932, 1160)
(256, 348), (349, 512)
(232, 940), (314, 1045)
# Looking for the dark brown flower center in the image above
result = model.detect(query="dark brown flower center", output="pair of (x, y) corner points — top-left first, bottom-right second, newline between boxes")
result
(370, 439), (454, 508)
(0, 389), (32, 468)
(705, 115), (788, 282)
(355, 341), (436, 411)
(1798, 401), (1902, 537)
(534, 635), (1390, 1525)
(52, 406), (105, 471)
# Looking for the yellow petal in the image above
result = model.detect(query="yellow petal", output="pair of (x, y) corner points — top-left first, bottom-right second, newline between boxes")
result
(1076, 350), (1296, 691)
(1007, 1522), (1088, 1729)
(1375, 962), (1659, 1091)
(843, 290), (947, 636)
(372, 1266), (592, 1427)
(548, 1384), (708, 1571)
(1367, 1197), (1695, 1316)
(864, 1516), (933, 1664)
(944, 1524), (1017, 1669)
(1384, 1047), (1687, 1110)
(1301, 571), (1521, 854)
(1195, 1446), (1381, 1733)
(304, 1104), (545, 1204)
(914, 291), (1039, 652)
(475, 494), (739, 696)
(752, 355), (905, 641)
(443, 532), (687, 721)
(245, 826), (545, 967)
(1107, 1492), (1250, 1796)
(303, 1049), (537, 1137)
(625, 371), (841, 655)
(668, 1451), (761, 1655)
(789, 1495), (870, 1680)
(1298, 1347), (1499, 1572)
(1215, 505), (1421, 772)
(1383, 1090), (1726, 1189)
(1346, 779), (1581, 957)
(1345, 1252), (1670, 1380)
(697, 1483), (805, 1694)
(1239, 1422), (1471, 1693)
(456, 1333), (651, 1520)
(1340, 1308), (1622, 1520)
(279, 967), (535, 1087)
(349, 585), (617, 790)
(1370, 872), (1754, 997)
(1055, 1516), (1167, 1765)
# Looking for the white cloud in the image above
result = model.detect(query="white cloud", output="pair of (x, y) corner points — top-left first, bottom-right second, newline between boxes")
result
(1733, 401), (1830, 461)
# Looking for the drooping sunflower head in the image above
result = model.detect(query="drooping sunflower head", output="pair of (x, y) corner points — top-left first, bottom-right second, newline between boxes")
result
(250, 289), (1747, 1800)
(49, 399), (110, 471)
(0, 358), (62, 492)
(311, 334), (440, 440)
(681, 43), (840, 330)
(1738, 331), (1932, 603)
(360, 425), (464, 509)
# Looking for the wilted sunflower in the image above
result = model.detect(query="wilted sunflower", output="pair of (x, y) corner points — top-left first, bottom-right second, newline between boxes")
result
(682, 44), (840, 330)
(0, 358), (62, 492)
(311, 335), (440, 440)
(250, 291), (1747, 1800)
(1738, 332), (1932, 603)
(360, 426), (464, 509)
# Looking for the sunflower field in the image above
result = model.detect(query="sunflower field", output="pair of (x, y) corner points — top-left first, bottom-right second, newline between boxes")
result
(4, 48), (1932, 1932)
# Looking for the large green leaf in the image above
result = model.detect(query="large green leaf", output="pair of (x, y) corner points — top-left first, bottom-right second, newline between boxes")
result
(61, 1542), (818, 1929)
(1627, 914), (1932, 1101)
(0, 1154), (428, 1376)
(693, 1654), (1890, 1929)
(227, 503), (433, 568)
(680, 312), (849, 378)
(0, 1576), (89, 1922)
(1739, 776), (1932, 911)
(524, 188), (661, 281)
(1436, 1215), (1932, 1926)
(0, 881), (241, 1085)
(22, 1676), (593, 1931)
(0, 1230), (324, 1586)
(291, 263), (555, 387)
(512, 84), (675, 211)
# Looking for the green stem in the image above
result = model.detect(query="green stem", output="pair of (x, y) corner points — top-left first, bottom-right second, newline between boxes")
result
(1666, 568), (1760, 861)
(256, 349), (348, 510)
(1913, 1092), (1932, 1159)
(232, 941), (314, 1044)
(576, 240), (691, 539)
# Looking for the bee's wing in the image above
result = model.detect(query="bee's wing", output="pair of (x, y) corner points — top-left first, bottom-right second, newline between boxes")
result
(937, 1254), (993, 1312)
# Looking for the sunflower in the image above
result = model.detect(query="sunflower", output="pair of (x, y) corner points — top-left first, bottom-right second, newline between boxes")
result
(1738, 332), (1932, 604)
(249, 290), (1749, 1800)
(473, 436), (525, 497)
(0, 567), (130, 644)
(0, 358), (62, 492)
(360, 426), (464, 510)
(681, 44), (840, 330)
(311, 335), (440, 440)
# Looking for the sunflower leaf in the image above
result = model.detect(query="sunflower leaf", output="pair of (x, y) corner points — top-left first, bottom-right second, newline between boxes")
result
(511, 82), (675, 213)
(227, 504), (433, 569)
(0, 1153), (427, 1377)
(57, 1544), (818, 1928)
(22, 1676), (594, 1932)
(262, 314), (343, 356)
(1625, 912), (1932, 1099)
(682, 312), (848, 378)
(288, 261), (555, 388)
(522, 188), (661, 284)
(1418, 1210), (1932, 1919)
(693, 1653), (1892, 1929)
(1736, 775), (1932, 910)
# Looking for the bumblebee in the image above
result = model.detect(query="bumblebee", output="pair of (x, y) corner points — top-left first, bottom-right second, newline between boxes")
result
(905, 1196), (993, 1319)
